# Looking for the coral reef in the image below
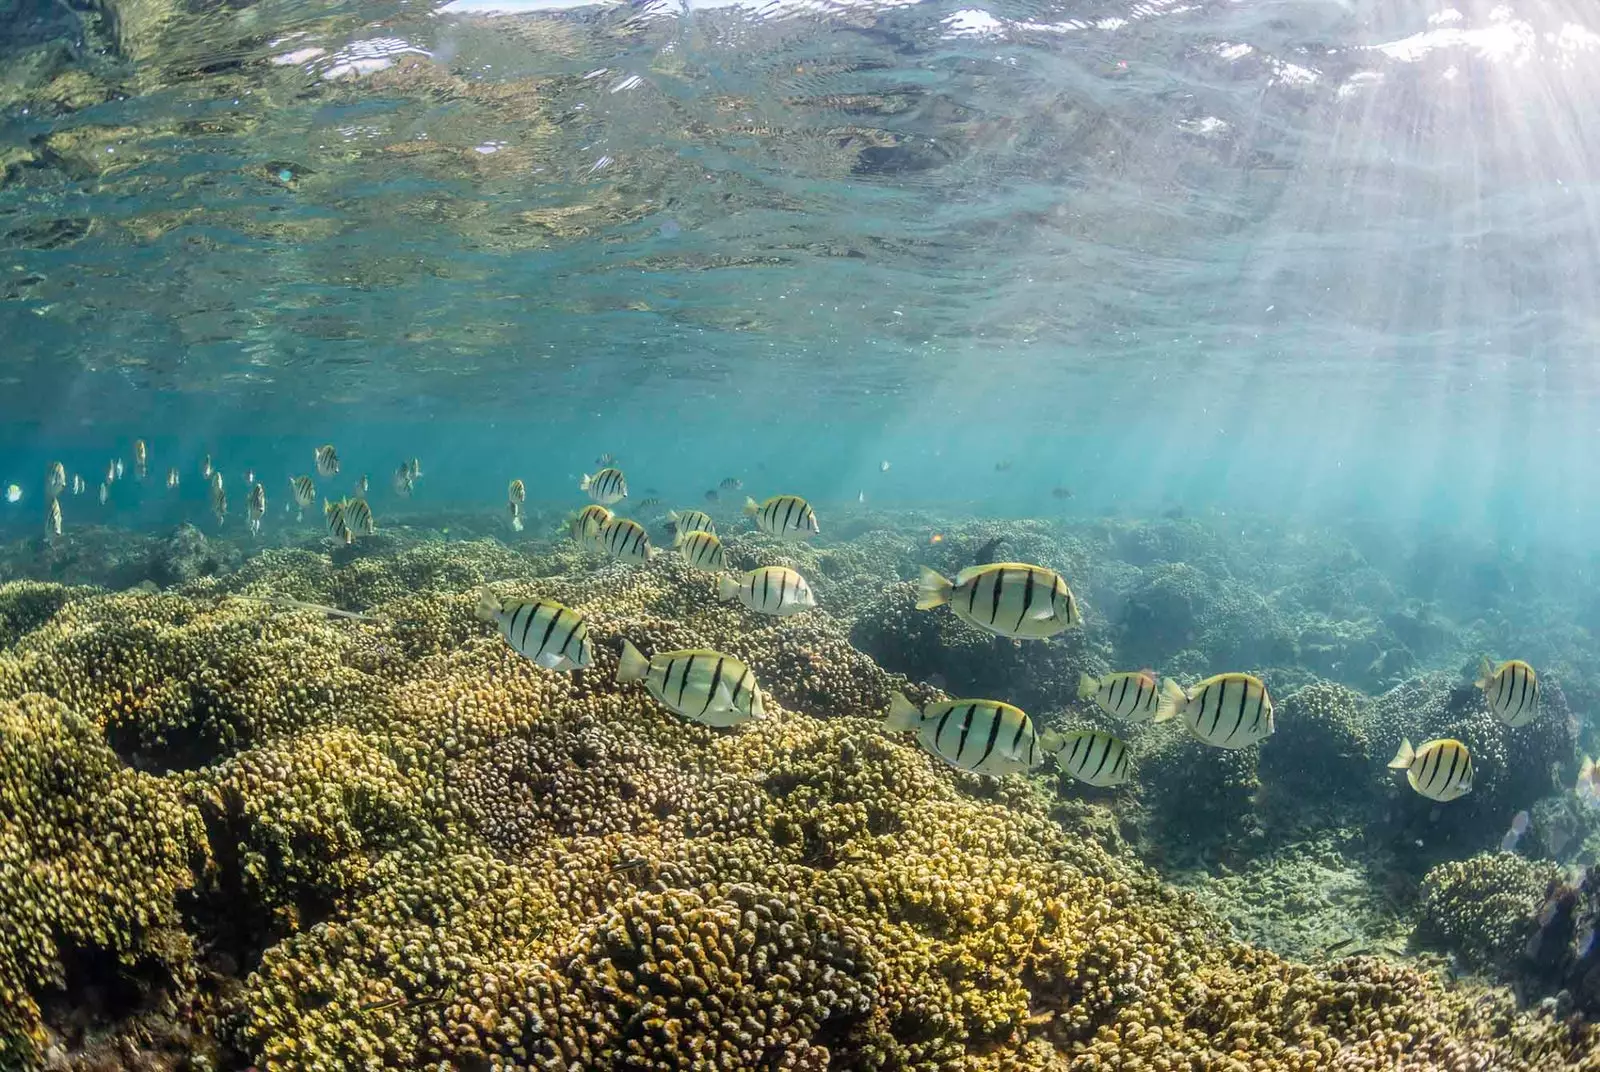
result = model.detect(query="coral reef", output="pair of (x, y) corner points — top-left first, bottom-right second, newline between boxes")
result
(1418, 853), (1565, 976)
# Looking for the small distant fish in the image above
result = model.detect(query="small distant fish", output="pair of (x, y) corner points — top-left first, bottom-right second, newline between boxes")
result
(674, 529), (726, 572)
(580, 467), (628, 505)
(1079, 671), (1162, 722)
(1499, 810), (1531, 853)
(719, 477), (743, 490)
(1388, 737), (1473, 802)
(970, 535), (1006, 566)
(596, 452), (616, 466)
(508, 501), (524, 533)
(598, 515), (656, 563)
(98, 482), (108, 505)
(476, 589), (592, 671)
(46, 462), (66, 498)
(405, 458), (423, 481)
(315, 444), (340, 478)
(1575, 755), (1599, 810)
(668, 509), (715, 537)
(744, 495), (820, 541)
(717, 565), (816, 617)
(879, 460), (891, 473)
(616, 640), (765, 727)
(46, 498), (61, 537)
(201, 454), (213, 480)
(113, 458), (124, 481)
(105, 461), (117, 485)
(1040, 729), (1132, 787)
(325, 499), (351, 544)
(209, 472), (226, 526)
(248, 482), (266, 537)
(994, 461), (1013, 472)
(508, 479), (526, 505)
(917, 563), (1079, 640)
(637, 497), (661, 511)
(5, 484), (20, 503)
(1475, 657), (1540, 727)
(858, 490), (866, 504)
(704, 489), (719, 503)
(929, 533), (944, 544)
(71, 475), (85, 496)
(344, 496), (375, 536)
(1051, 486), (1073, 500)
(245, 469), (256, 487)
(354, 474), (367, 496)
(571, 504), (613, 550)
(133, 439), (147, 479)
(290, 475), (316, 520)
(884, 691), (1041, 776)
(391, 466), (413, 497)
(167, 467), (180, 489)
(1156, 673), (1274, 749)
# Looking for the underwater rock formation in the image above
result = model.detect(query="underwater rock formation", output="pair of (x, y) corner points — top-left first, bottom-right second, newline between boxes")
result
(1, 533), (1598, 1069)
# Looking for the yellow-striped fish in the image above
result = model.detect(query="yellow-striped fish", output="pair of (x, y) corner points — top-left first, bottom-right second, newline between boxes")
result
(133, 439), (147, 479)
(1156, 673), (1274, 749)
(391, 465), (414, 497)
(674, 529), (726, 572)
(71, 475), (84, 496)
(315, 444), (340, 478)
(717, 566), (816, 617)
(477, 589), (592, 671)
(1079, 671), (1162, 722)
(46, 498), (61, 538)
(208, 472), (226, 526)
(580, 467), (628, 505)
(508, 501), (524, 533)
(344, 497), (374, 536)
(166, 467), (180, 489)
(1040, 729), (1132, 787)
(571, 504), (612, 551)
(325, 499), (351, 544)
(744, 495), (820, 540)
(508, 479), (526, 504)
(668, 509), (716, 537)
(97, 481), (108, 505)
(200, 454), (213, 480)
(45, 462), (65, 498)
(616, 640), (764, 727)
(917, 563), (1080, 640)
(884, 691), (1041, 776)
(105, 460), (118, 485)
(1388, 737), (1473, 802)
(247, 482), (266, 537)
(599, 516), (656, 563)
(1475, 657), (1540, 727)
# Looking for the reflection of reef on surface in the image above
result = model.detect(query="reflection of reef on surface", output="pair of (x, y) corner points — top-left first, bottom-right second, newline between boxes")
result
(2, 512), (1599, 1067)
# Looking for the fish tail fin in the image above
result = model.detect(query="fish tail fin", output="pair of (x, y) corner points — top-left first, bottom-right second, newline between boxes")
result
(1475, 656), (1494, 689)
(1038, 729), (1065, 755)
(672, 529), (686, 549)
(916, 567), (953, 610)
(884, 691), (922, 733)
(645, 545), (660, 561)
(667, 510), (680, 524)
(616, 640), (650, 683)
(1077, 673), (1100, 701)
(474, 587), (501, 623)
(1154, 679), (1185, 723)
(716, 573), (739, 602)
(1387, 737), (1416, 770)
(579, 473), (593, 491)
(743, 496), (760, 517)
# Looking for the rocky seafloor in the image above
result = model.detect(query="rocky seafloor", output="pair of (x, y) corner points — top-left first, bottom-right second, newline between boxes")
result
(2, 508), (1599, 1071)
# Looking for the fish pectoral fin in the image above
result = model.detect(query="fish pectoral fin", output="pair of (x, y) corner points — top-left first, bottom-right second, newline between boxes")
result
(1028, 606), (1055, 620)
(534, 652), (568, 670)
(709, 682), (736, 711)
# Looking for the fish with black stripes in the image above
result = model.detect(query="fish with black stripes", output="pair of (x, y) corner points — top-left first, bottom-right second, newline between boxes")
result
(476, 589), (593, 671)
(133, 439), (148, 479)
(247, 482), (266, 537)
(570, 504), (612, 551)
(1155, 672), (1274, 749)
(744, 494), (820, 541)
(674, 528), (726, 572)
(1079, 671), (1162, 722)
(343, 496), (375, 536)
(290, 475), (316, 520)
(615, 640), (764, 727)
(315, 444), (340, 478)
(324, 498), (351, 544)
(717, 565), (816, 617)
(1475, 657), (1540, 727)
(1388, 737), (1473, 802)
(668, 509), (716, 537)
(1040, 728), (1132, 787)
(916, 562), (1080, 640)
(580, 466), (628, 505)
(598, 515), (657, 563)
(883, 691), (1042, 776)
(209, 472), (226, 527)
(508, 479), (526, 505)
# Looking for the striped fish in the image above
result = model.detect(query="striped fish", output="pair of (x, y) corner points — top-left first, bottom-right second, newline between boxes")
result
(1388, 737), (1473, 802)
(46, 461), (65, 497)
(917, 563), (1080, 640)
(1156, 673), (1274, 749)
(884, 691), (1041, 776)
(324, 499), (351, 544)
(344, 497), (375, 536)
(477, 589), (592, 671)
(508, 501), (524, 532)
(1079, 671), (1161, 722)
(744, 495), (820, 541)
(508, 478), (526, 504)
(571, 504), (612, 550)
(580, 467), (628, 505)
(315, 444), (340, 477)
(133, 439), (147, 479)
(290, 475), (316, 508)
(247, 483), (266, 537)
(668, 509), (716, 537)
(616, 640), (764, 727)
(717, 565), (816, 617)
(674, 529), (726, 572)
(1476, 657), (1540, 727)
(599, 516), (657, 564)
(1040, 729), (1132, 787)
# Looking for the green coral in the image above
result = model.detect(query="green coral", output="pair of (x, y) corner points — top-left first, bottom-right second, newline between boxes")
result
(1418, 852), (1563, 976)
